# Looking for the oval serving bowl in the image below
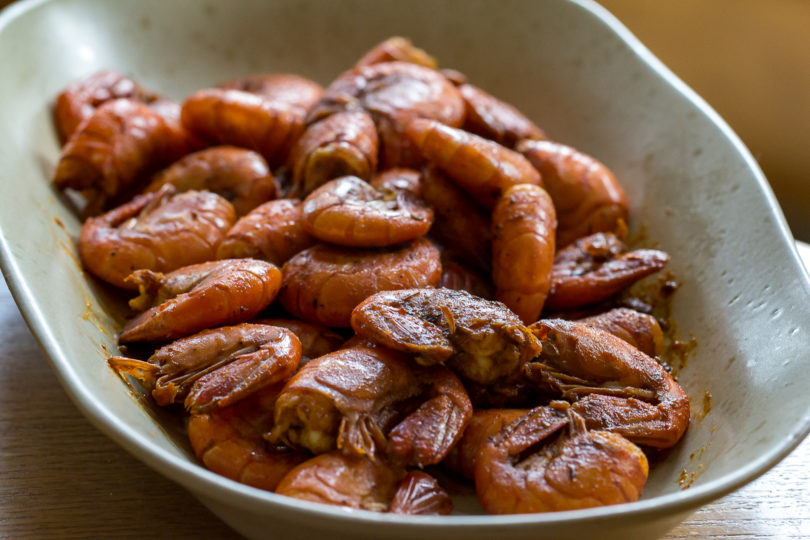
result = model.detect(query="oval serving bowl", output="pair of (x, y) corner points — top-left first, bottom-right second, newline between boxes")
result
(1, 0), (809, 538)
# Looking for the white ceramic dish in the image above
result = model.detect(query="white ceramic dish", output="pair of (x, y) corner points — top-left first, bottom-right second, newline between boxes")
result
(1, 0), (809, 538)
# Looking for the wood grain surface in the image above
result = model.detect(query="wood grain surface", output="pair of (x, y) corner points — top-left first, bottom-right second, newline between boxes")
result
(1, 275), (809, 539)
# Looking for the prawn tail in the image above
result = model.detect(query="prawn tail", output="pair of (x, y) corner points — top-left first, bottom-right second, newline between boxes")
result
(107, 356), (159, 387)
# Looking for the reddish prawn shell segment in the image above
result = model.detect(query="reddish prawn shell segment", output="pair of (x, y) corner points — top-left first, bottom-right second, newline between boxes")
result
(354, 36), (438, 70)
(370, 168), (422, 196)
(218, 73), (323, 113)
(459, 83), (546, 148)
(577, 307), (664, 358)
(287, 110), (379, 197)
(216, 199), (316, 266)
(78, 186), (236, 289)
(301, 175), (433, 247)
(492, 184), (557, 324)
(252, 318), (345, 361)
(279, 237), (442, 328)
(517, 139), (629, 247)
(181, 88), (306, 166)
(118, 258), (282, 343)
(406, 118), (541, 209)
(144, 146), (276, 216)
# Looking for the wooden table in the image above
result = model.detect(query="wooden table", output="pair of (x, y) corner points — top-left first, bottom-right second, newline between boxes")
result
(2, 279), (809, 539)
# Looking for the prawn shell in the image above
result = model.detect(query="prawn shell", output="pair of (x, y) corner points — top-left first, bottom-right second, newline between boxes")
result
(279, 237), (441, 328)
(370, 168), (423, 196)
(219, 73), (323, 113)
(577, 307), (664, 358)
(354, 37), (438, 70)
(301, 175), (433, 247)
(459, 83), (546, 148)
(492, 183), (557, 324)
(253, 318), (345, 361)
(389, 472), (453, 515)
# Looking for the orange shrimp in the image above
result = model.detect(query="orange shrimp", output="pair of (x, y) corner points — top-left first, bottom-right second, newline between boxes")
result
(301, 175), (433, 247)
(518, 139), (629, 247)
(279, 237), (441, 328)
(577, 307), (664, 358)
(369, 168), (422, 196)
(78, 186), (236, 289)
(53, 70), (158, 143)
(350, 288), (541, 386)
(187, 383), (308, 491)
(218, 73), (323, 113)
(252, 318), (345, 362)
(527, 319), (690, 448)
(215, 199), (316, 265)
(354, 36), (438, 70)
(270, 345), (471, 467)
(545, 232), (670, 311)
(109, 323), (301, 413)
(118, 259), (282, 343)
(53, 99), (188, 215)
(459, 83), (546, 148)
(438, 255), (494, 300)
(287, 110), (379, 197)
(475, 404), (649, 514)
(309, 62), (465, 168)
(388, 471), (453, 515)
(492, 184), (557, 324)
(144, 146), (276, 216)
(406, 118), (541, 209)
(181, 88), (306, 166)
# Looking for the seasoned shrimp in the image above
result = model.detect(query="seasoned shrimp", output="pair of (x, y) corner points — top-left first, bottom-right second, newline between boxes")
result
(354, 36), (438, 70)
(187, 383), (308, 491)
(351, 288), (541, 385)
(369, 168), (422, 196)
(389, 471), (453, 515)
(301, 175), (433, 247)
(545, 232), (670, 311)
(518, 139), (629, 247)
(118, 259), (282, 343)
(279, 237), (441, 328)
(109, 323), (301, 413)
(308, 62), (465, 168)
(407, 118), (541, 209)
(475, 404), (649, 514)
(578, 307), (664, 358)
(252, 318), (345, 362)
(219, 73), (323, 113)
(215, 199), (315, 265)
(287, 110), (379, 197)
(527, 319), (690, 448)
(492, 184), (557, 324)
(54, 70), (158, 143)
(439, 256), (494, 300)
(421, 165), (492, 272)
(459, 83), (546, 148)
(53, 99), (188, 215)
(270, 345), (471, 466)
(144, 146), (276, 216)
(181, 88), (306, 166)
(78, 186), (236, 289)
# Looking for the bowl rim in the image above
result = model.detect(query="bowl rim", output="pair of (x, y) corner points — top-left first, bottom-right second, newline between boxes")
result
(1, 0), (809, 529)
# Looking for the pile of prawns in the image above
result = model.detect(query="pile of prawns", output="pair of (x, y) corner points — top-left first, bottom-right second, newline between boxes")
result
(51, 36), (688, 516)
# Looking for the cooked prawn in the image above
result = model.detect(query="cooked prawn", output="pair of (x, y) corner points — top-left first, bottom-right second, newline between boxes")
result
(109, 323), (301, 413)
(388, 471), (453, 515)
(301, 175), (433, 247)
(354, 36), (438, 70)
(459, 83), (546, 148)
(438, 255), (494, 300)
(218, 73), (323, 113)
(252, 318), (345, 362)
(577, 307), (664, 358)
(78, 186), (236, 289)
(369, 168), (422, 196)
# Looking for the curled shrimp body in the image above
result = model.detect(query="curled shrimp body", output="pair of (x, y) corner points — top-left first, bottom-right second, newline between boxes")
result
(369, 168), (422, 196)
(118, 259), (282, 343)
(301, 176), (433, 247)
(144, 146), (276, 216)
(54, 70), (158, 143)
(308, 62), (465, 168)
(578, 307), (664, 358)
(187, 383), (308, 491)
(439, 256), (494, 300)
(527, 319), (690, 448)
(279, 237), (441, 328)
(518, 139), (629, 247)
(288, 110), (379, 197)
(270, 345), (471, 466)
(492, 184), (557, 324)
(181, 88), (306, 166)
(215, 199), (316, 265)
(545, 232), (670, 312)
(350, 288), (541, 386)
(218, 73), (323, 113)
(354, 36), (438, 70)
(253, 318), (345, 362)
(78, 186), (236, 289)
(407, 118), (541, 209)
(458, 83), (546, 148)
(475, 404), (649, 514)
(53, 99), (188, 215)
(109, 323), (301, 413)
